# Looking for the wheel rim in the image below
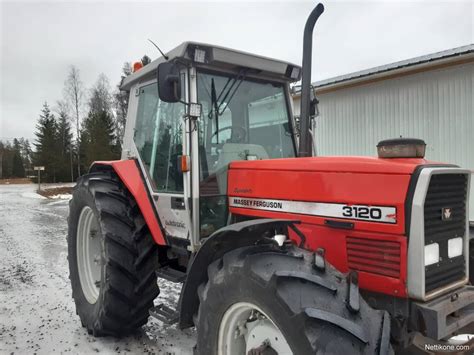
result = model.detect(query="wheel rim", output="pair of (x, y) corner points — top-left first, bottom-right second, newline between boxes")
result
(76, 206), (102, 304)
(218, 302), (292, 355)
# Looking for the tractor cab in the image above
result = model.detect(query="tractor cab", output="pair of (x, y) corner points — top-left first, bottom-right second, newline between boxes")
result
(120, 42), (302, 249)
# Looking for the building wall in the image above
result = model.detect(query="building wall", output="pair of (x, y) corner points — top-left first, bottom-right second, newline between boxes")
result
(293, 62), (474, 221)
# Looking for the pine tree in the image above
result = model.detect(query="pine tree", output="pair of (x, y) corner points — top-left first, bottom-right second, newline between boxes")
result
(33, 102), (60, 182)
(0, 141), (14, 178)
(20, 138), (32, 175)
(81, 74), (120, 169)
(0, 139), (30, 179)
(81, 111), (118, 168)
(11, 138), (25, 178)
(12, 152), (25, 178)
(56, 107), (74, 182)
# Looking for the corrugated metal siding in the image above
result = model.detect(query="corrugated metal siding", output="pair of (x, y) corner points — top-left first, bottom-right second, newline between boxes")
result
(294, 62), (474, 220)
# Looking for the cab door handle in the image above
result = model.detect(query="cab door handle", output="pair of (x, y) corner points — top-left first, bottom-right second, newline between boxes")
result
(171, 197), (185, 210)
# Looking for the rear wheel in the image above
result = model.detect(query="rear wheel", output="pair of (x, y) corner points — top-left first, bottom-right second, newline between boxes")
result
(67, 170), (159, 336)
(195, 244), (392, 354)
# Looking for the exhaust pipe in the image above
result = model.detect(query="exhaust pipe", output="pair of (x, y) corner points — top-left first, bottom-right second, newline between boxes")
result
(298, 3), (324, 157)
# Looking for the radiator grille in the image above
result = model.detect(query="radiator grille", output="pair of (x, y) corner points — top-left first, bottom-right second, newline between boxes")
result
(424, 173), (468, 293)
(346, 237), (401, 278)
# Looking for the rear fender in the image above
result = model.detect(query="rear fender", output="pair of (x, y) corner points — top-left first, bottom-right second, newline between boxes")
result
(89, 160), (166, 245)
(178, 218), (300, 329)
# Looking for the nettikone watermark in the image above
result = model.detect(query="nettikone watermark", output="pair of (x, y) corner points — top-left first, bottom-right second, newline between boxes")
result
(424, 343), (472, 353)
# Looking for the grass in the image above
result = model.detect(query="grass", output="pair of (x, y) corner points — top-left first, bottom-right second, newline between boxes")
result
(0, 178), (33, 185)
(37, 186), (73, 198)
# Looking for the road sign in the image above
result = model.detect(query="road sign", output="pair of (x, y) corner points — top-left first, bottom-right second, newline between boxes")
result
(34, 166), (45, 191)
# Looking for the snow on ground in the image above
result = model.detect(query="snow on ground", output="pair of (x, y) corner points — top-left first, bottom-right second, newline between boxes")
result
(48, 194), (72, 200)
(40, 183), (76, 189)
(21, 191), (47, 199)
(0, 184), (195, 355)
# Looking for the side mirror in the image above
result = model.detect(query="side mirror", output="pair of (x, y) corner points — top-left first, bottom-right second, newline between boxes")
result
(158, 62), (181, 103)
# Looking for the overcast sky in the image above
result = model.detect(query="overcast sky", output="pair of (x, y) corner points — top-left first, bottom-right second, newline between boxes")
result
(1, 0), (472, 141)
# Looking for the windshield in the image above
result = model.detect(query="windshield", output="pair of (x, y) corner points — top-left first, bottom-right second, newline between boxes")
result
(196, 70), (296, 237)
(197, 71), (296, 181)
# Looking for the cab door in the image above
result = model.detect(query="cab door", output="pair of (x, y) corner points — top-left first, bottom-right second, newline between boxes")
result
(131, 79), (190, 240)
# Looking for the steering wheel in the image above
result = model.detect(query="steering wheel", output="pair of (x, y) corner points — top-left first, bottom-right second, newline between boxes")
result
(211, 125), (247, 143)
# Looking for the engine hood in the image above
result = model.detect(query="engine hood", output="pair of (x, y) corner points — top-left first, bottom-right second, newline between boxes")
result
(229, 156), (432, 175)
(227, 156), (444, 236)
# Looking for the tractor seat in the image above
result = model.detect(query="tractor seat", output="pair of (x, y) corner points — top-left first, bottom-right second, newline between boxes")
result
(215, 143), (269, 171)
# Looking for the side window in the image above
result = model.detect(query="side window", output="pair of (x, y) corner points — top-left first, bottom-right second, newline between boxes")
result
(134, 83), (185, 193)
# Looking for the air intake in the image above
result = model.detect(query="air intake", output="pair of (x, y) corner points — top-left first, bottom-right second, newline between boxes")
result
(346, 237), (401, 278)
(377, 138), (426, 158)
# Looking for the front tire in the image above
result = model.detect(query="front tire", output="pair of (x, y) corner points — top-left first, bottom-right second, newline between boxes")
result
(195, 244), (392, 355)
(67, 170), (159, 336)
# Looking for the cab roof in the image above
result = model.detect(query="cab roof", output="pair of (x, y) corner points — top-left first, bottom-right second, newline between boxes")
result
(120, 41), (302, 91)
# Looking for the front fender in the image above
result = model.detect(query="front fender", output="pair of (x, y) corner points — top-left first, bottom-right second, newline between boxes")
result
(89, 159), (166, 245)
(177, 218), (300, 329)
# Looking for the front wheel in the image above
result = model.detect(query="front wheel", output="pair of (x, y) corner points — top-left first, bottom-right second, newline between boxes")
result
(218, 301), (292, 354)
(195, 244), (392, 355)
(67, 170), (159, 336)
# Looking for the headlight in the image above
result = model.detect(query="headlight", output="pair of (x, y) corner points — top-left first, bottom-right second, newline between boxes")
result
(194, 48), (206, 63)
(424, 243), (439, 266)
(448, 237), (463, 258)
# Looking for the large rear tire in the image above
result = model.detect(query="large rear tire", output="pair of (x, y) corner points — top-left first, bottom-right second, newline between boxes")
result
(67, 170), (159, 336)
(195, 244), (392, 355)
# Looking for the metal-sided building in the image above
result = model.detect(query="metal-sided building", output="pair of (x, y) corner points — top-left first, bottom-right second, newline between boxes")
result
(292, 45), (474, 222)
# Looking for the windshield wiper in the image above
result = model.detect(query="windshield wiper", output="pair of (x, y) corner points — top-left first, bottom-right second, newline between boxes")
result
(210, 78), (220, 142)
(215, 69), (247, 115)
(208, 69), (247, 142)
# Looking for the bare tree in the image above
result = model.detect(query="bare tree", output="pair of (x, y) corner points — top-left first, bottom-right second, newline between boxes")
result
(64, 65), (84, 177)
(113, 62), (132, 146)
(122, 62), (132, 76)
(88, 74), (113, 115)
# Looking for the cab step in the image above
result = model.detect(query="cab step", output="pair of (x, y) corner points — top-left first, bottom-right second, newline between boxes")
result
(149, 304), (179, 325)
(156, 266), (187, 283)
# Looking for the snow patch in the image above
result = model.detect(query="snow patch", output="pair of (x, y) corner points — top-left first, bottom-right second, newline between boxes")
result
(22, 192), (47, 199)
(49, 194), (72, 200)
(48, 199), (70, 206)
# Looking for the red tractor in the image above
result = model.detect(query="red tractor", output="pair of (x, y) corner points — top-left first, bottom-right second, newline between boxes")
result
(67, 3), (473, 354)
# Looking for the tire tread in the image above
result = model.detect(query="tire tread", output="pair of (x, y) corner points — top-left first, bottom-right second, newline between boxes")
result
(68, 171), (159, 337)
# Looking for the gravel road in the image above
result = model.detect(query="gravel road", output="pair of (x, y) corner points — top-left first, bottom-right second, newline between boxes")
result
(0, 184), (196, 355)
